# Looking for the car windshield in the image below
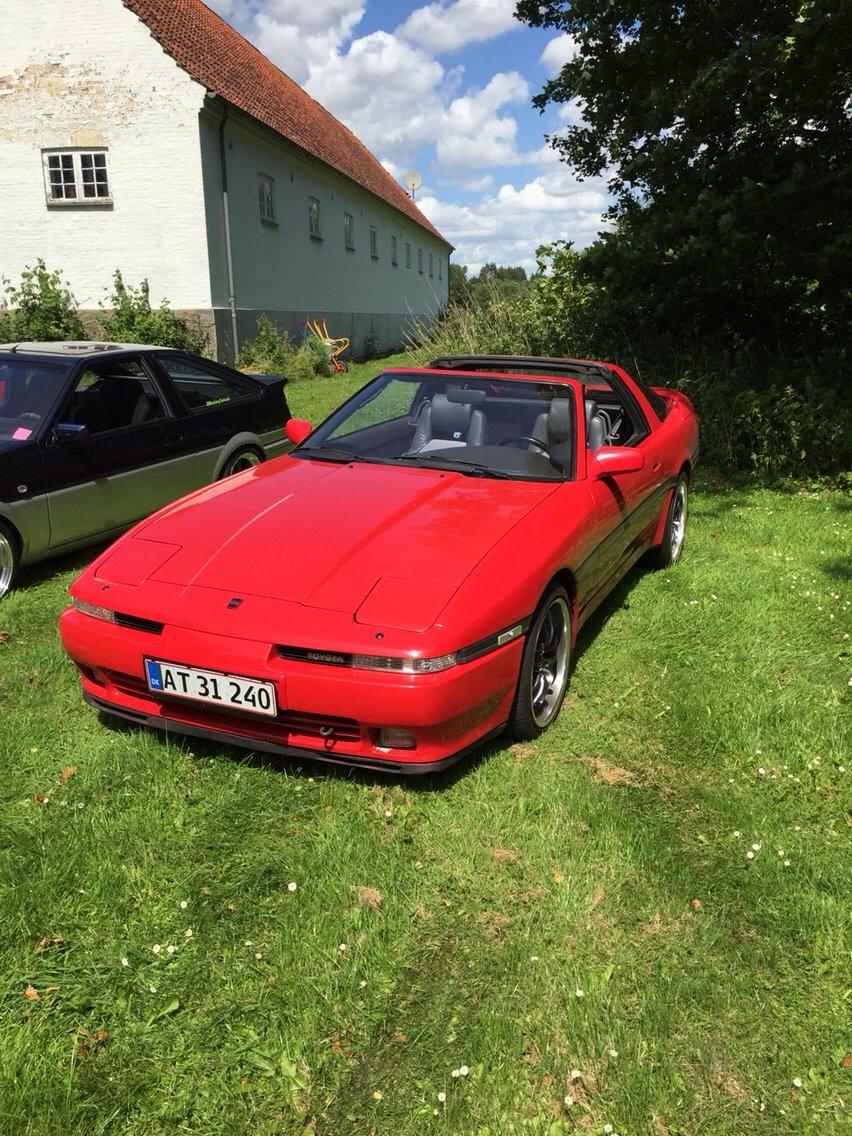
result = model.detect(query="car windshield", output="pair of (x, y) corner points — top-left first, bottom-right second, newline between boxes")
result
(295, 371), (575, 481)
(0, 359), (71, 442)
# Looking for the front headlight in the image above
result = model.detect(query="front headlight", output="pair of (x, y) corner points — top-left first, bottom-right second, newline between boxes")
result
(351, 652), (458, 674)
(71, 597), (116, 623)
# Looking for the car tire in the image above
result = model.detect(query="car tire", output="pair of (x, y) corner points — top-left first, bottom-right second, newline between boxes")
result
(650, 473), (688, 569)
(508, 584), (572, 741)
(0, 521), (20, 601)
(219, 447), (264, 479)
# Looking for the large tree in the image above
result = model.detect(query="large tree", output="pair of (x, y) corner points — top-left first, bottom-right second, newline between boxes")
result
(516, 0), (851, 349)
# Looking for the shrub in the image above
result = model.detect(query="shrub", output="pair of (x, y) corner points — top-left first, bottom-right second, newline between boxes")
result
(236, 315), (295, 374)
(363, 327), (381, 360)
(0, 259), (85, 341)
(99, 271), (207, 353)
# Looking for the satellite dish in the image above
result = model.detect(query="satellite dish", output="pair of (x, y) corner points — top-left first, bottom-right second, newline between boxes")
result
(404, 169), (422, 198)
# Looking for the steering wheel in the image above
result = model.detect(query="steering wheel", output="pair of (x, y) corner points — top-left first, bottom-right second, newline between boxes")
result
(496, 435), (550, 455)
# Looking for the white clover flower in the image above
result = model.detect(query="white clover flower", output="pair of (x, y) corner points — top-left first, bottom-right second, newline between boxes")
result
(792, 1076), (802, 1088)
(564, 1095), (575, 1106)
(288, 881), (297, 892)
(784, 860), (791, 867)
(839, 766), (846, 773)
(746, 851), (755, 860)
(569, 1069), (582, 1081)
(437, 1091), (446, 1103)
(166, 945), (176, 955)
(179, 900), (188, 909)
(149, 984), (157, 993)
(255, 952), (262, 960)
(752, 843), (761, 851)
(575, 988), (584, 998)
(459, 1065), (469, 1076)
(758, 767), (766, 776)
(604, 1125), (614, 1134)
(359, 980), (367, 988)
(244, 940), (253, 946)
(152, 944), (161, 954)
(608, 1048), (618, 1058)
(120, 957), (129, 967)
(451, 1068), (460, 1078)
(339, 943), (348, 953)
(733, 830), (741, 838)
(794, 825), (801, 831)
(530, 955), (540, 962)
(184, 928), (193, 939)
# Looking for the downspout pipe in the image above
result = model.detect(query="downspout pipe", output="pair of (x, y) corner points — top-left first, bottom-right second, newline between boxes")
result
(216, 101), (239, 358)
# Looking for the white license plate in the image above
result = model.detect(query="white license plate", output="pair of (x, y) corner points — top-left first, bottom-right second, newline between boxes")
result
(144, 659), (277, 717)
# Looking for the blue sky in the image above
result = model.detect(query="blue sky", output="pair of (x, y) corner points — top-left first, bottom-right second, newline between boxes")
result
(209, 0), (607, 273)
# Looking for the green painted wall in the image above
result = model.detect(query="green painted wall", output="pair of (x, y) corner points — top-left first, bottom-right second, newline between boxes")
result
(200, 104), (449, 362)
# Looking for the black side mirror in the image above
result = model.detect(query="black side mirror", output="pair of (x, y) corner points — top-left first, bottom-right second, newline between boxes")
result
(54, 422), (90, 446)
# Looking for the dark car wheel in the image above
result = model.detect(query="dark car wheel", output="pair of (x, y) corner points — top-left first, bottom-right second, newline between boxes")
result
(651, 473), (688, 569)
(0, 522), (20, 600)
(508, 585), (572, 741)
(219, 447), (264, 479)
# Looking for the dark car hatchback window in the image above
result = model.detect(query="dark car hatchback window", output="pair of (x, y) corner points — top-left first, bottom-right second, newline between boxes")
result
(159, 357), (255, 414)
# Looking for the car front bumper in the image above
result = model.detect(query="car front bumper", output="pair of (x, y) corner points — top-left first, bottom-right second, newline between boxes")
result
(60, 609), (524, 773)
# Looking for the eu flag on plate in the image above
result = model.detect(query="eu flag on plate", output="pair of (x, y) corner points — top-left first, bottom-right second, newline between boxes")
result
(145, 660), (163, 690)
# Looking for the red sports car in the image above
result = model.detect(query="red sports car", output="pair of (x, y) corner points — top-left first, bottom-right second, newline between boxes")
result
(60, 355), (699, 774)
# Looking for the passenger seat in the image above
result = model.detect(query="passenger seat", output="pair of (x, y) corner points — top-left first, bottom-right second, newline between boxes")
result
(406, 393), (487, 454)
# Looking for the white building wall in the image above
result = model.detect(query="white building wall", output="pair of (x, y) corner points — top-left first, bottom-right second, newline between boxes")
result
(0, 0), (211, 312)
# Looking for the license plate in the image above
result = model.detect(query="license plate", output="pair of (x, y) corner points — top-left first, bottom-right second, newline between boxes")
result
(144, 659), (277, 717)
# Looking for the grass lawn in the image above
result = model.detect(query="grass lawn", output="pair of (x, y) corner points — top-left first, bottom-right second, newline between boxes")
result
(0, 356), (849, 1135)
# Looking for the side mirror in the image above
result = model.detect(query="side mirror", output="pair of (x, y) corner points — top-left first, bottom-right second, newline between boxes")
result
(54, 422), (90, 446)
(285, 418), (312, 446)
(591, 446), (645, 478)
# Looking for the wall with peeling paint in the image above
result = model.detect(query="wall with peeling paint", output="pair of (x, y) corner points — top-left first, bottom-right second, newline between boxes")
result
(0, 0), (211, 312)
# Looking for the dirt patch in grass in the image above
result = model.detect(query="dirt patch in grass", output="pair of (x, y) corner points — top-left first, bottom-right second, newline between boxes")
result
(582, 756), (638, 786)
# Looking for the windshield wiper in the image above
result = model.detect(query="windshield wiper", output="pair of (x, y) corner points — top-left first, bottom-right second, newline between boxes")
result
(293, 445), (387, 465)
(405, 455), (517, 479)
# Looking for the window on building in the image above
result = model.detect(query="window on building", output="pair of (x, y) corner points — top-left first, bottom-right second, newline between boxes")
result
(405, 242), (412, 269)
(258, 174), (276, 223)
(438, 257), (443, 281)
(370, 225), (379, 259)
(428, 253), (434, 277)
(418, 249), (424, 274)
(344, 212), (354, 249)
(43, 149), (110, 204)
(391, 236), (398, 265)
(308, 197), (322, 239)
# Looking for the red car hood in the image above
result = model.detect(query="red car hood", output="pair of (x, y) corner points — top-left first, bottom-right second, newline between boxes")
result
(96, 457), (557, 628)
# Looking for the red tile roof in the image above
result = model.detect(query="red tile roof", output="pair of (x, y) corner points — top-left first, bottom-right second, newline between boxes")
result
(123, 0), (449, 245)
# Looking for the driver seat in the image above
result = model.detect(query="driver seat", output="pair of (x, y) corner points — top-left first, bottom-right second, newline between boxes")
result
(406, 393), (486, 454)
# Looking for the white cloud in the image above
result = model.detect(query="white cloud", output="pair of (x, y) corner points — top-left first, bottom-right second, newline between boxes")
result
(436, 72), (530, 169)
(540, 32), (579, 75)
(397, 0), (518, 54)
(418, 164), (609, 272)
(250, 1), (365, 84)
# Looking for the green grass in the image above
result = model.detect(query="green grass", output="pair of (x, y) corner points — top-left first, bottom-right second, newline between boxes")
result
(0, 359), (849, 1135)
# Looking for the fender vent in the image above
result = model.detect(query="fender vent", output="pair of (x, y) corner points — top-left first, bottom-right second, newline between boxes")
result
(114, 612), (164, 635)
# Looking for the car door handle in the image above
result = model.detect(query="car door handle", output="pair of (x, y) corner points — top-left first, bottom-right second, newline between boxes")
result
(167, 431), (188, 443)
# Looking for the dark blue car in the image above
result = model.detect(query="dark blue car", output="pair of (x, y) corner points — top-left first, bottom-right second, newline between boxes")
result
(0, 341), (289, 598)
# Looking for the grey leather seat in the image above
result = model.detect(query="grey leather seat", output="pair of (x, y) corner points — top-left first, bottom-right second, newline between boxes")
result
(407, 393), (487, 454)
(584, 399), (608, 452)
(530, 397), (573, 473)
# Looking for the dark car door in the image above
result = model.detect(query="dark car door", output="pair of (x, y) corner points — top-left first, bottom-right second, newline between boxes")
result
(42, 353), (200, 548)
(153, 353), (268, 481)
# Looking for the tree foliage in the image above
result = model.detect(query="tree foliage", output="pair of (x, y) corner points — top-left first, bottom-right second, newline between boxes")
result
(515, 0), (851, 349)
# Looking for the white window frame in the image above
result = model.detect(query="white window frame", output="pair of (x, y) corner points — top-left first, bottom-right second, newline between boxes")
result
(369, 225), (379, 259)
(42, 148), (111, 205)
(258, 173), (276, 224)
(344, 212), (354, 250)
(308, 197), (322, 239)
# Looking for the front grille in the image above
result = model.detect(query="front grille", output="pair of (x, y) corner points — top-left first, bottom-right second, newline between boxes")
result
(279, 711), (361, 742)
(105, 670), (149, 698)
(114, 612), (164, 635)
(277, 645), (352, 667)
